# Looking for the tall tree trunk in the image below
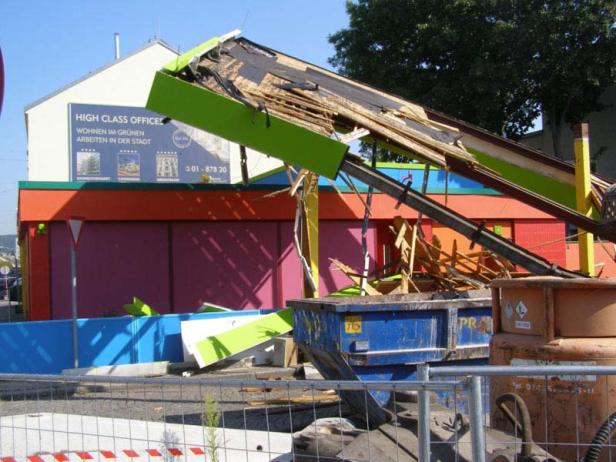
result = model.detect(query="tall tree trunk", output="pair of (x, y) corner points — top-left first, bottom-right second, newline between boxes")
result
(547, 107), (561, 158)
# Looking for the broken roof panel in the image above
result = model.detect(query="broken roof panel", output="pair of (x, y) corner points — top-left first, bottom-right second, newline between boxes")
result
(146, 33), (615, 242)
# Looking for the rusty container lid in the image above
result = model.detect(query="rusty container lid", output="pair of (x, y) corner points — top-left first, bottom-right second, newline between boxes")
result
(492, 277), (616, 338)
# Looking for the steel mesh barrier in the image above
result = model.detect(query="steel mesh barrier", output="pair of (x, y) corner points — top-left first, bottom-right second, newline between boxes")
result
(0, 373), (472, 462)
(429, 365), (616, 462)
(4, 366), (614, 461)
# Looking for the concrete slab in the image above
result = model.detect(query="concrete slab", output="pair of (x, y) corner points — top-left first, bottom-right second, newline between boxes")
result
(0, 413), (293, 462)
(62, 362), (169, 377)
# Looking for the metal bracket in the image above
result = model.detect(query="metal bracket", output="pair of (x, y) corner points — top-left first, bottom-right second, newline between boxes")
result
(470, 220), (487, 250)
(395, 180), (412, 210)
(240, 145), (249, 187)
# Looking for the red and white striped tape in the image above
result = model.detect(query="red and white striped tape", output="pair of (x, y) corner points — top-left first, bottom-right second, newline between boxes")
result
(1, 447), (206, 462)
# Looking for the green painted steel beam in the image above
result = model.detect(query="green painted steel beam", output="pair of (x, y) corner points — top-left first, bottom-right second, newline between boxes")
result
(468, 148), (599, 218)
(163, 30), (241, 74)
(194, 308), (293, 368)
(163, 37), (219, 74)
(146, 71), (348, 179)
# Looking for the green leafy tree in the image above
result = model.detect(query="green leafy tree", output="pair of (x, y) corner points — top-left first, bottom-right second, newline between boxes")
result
(520, 1), (616, 155)
(330, 0), (616, 153)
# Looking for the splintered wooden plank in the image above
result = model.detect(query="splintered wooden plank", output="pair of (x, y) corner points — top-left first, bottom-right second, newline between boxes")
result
(194, 309), (293, 368)
(247, 392), (340, 407)
(330, 258), (381, 296)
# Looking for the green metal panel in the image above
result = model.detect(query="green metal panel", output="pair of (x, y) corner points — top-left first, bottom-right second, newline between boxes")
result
(146, 71), (348, 179)
(163, 37), (220, 74)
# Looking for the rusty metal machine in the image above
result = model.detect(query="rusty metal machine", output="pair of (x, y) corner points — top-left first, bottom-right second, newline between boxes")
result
(491, 277), (616, 461)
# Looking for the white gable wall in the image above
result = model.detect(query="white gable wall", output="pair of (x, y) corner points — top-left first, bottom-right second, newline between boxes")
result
(25, 42), (282, 183)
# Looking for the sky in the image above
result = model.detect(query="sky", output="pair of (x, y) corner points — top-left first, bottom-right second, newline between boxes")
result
(0, 0), (350, 235)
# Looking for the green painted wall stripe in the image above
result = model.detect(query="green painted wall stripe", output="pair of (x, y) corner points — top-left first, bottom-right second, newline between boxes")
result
(146, 71), (348, 179)
(18, 180), (499, 196)
(194, 308), (293, 367)
(233, 165), (287, 185)
(19, 180), (279, 191)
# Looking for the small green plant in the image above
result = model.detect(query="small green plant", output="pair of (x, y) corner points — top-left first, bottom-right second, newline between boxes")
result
(203, 393), (221, 462)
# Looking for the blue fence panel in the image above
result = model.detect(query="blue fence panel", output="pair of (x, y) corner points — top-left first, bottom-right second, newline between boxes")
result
(77, 316), (135, 367)
(0, 310), (264, 374)
(0, 319), (73, 373)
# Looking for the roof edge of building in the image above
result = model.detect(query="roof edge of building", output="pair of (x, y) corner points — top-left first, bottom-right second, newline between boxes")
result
(24, 39), (179, 112)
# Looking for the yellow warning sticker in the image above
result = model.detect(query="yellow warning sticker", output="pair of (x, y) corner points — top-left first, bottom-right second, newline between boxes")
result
(344, 315), (362, 334)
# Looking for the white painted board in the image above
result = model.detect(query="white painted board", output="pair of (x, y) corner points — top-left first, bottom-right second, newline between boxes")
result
(180, 314), (262, 362)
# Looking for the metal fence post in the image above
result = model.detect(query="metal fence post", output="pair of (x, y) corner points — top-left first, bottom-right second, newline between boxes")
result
(468, 375), (486, 462)
(417, 363), (431, 462)
(70, 243), (79, 369)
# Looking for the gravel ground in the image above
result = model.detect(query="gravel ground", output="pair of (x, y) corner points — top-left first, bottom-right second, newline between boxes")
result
(0, 367), (357, 433)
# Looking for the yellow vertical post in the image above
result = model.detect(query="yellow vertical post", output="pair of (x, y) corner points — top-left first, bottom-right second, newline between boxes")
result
(573, 123), (594, 276)
(302, 172), (319, 297)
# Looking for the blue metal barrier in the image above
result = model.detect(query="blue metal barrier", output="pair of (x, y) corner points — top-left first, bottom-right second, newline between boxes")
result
(0, 310), (262, 374)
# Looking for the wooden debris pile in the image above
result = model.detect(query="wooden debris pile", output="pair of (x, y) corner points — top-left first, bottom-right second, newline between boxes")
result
(332, 216), (517, 295)
(194, 40), (473, 169)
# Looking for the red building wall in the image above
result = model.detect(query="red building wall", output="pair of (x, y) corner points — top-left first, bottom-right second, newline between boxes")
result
(19, 186), (569, 320)
(46, 219), (376, 318)
(513, 219), (567, 268)
(26, 223), (51, 320)
(50, 222), (172, 319)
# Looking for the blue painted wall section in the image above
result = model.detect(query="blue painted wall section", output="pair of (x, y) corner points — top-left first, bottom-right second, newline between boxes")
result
(0, 310), (263, 374)
(253, 164), (498, 195)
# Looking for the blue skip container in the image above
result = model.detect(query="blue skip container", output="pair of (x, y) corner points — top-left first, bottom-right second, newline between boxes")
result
(289, 290), (492, 425)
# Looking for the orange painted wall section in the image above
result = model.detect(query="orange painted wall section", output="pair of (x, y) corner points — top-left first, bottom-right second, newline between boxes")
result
(17, 187), (566, 321)
(19, 189), (555, 223)
(566, 242), (616, 277)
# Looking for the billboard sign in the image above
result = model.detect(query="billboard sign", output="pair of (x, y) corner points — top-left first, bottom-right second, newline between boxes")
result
(69, 103), (230, 183)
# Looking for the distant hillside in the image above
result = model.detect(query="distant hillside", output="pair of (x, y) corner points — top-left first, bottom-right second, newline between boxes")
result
(0, 235), (16, 252)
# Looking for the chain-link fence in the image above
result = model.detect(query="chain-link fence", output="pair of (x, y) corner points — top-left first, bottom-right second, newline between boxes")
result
(4, 366), (616, 461)
(0, 372), (478, 462)
(429, 364), (616, 462)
